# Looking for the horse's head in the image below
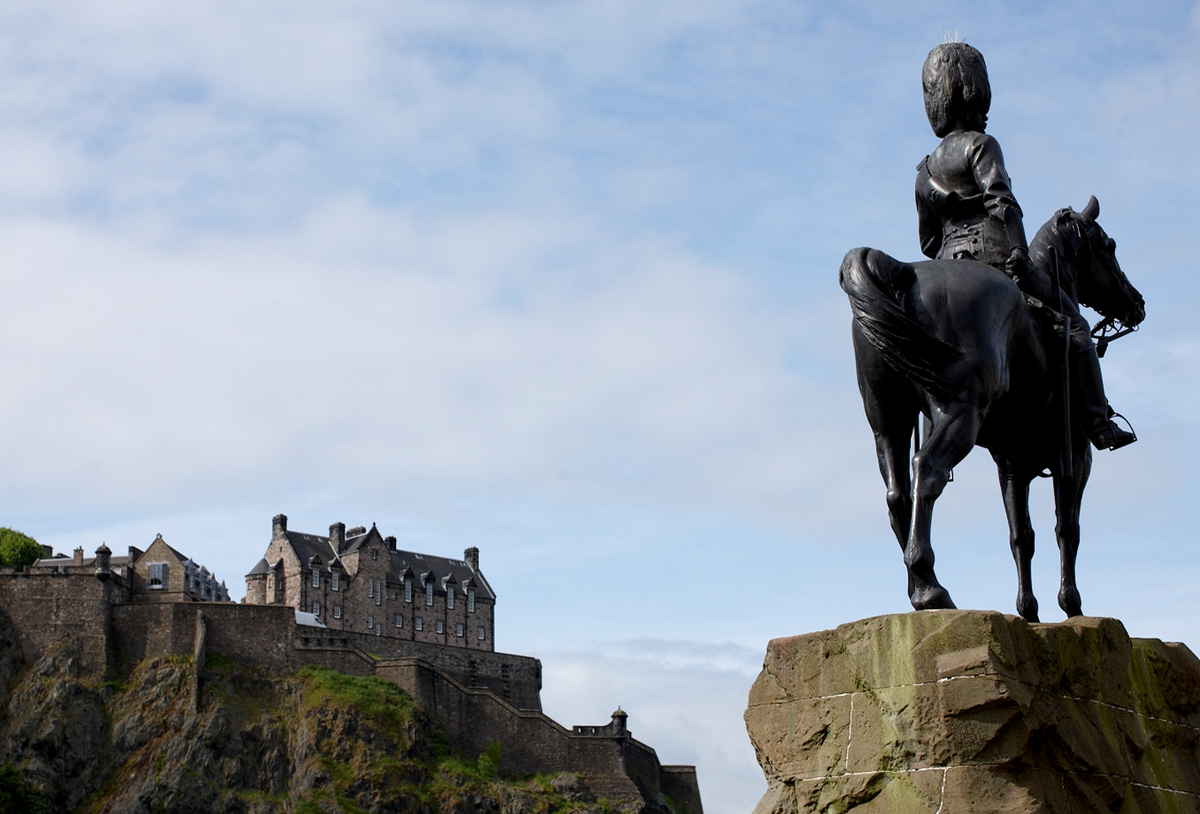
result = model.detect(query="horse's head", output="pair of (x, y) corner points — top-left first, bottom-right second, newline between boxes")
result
(1044, 196), (1145, 328)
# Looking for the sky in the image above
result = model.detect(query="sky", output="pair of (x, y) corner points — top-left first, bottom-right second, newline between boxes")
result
(2, 2), (1199, 812)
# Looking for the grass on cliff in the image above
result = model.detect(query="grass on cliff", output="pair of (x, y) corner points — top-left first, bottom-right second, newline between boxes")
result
(297, 665), (418, 731)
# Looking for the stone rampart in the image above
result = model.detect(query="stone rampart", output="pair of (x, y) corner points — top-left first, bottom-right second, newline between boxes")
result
(111, 602), (541, 706)
(745, 610), (1200, 814)
(0, 569), (118, 676)
(375, 657), (701, 810)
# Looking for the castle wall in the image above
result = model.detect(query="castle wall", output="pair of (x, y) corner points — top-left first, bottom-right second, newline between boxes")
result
(110, 602), (541, 709)
(0, 569), (120, 676)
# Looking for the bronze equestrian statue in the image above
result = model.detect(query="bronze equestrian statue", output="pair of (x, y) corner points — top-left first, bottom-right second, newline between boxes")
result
(840, 43), (1145, 621)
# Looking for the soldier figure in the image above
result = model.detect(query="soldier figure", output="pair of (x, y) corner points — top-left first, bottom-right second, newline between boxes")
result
(915, 42), (1135, 450)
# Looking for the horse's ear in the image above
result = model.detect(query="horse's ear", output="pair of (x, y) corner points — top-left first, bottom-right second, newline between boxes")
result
(1081, 196), (1100, 222)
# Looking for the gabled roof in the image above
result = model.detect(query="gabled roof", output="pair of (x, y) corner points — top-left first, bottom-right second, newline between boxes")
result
(283, 530), (341, 569)
(279, 523), (495, 600)
(393, 550), (493, 600)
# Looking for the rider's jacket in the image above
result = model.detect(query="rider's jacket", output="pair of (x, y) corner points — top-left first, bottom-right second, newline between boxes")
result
(915, 130), (1027, 269)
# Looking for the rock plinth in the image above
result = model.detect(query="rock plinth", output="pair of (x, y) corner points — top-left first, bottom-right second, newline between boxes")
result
(745, 611), (1200, 814)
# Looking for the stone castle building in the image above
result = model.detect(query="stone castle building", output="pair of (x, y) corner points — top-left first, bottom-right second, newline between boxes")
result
(244, 515), (494, 650)
(0, 514), (703, 812)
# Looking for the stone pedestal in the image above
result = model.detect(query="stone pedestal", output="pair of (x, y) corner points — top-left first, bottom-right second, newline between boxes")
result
(744, 611), (1200, 813)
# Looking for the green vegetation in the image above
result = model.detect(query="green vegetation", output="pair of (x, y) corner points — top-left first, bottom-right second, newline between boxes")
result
(477, 740), (502, 780)
(0, 529), (42, 568)
(0, 763), (45, 813)
(298, 665), (417, 731)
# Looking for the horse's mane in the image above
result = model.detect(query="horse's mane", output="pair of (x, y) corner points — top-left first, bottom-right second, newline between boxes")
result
(1027, 208), (1077, 297)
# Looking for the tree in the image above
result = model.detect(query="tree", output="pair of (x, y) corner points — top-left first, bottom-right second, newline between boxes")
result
(0, 529), (43, 568)
(0, 763), (45, 813)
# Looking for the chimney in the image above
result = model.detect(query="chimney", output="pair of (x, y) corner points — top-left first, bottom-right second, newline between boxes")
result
(73, 547), (84, 566)
(94, 544), (111, 574)
(386, 536), (397, 552)
(329, 522), (346, 553)
(273, 514), (288, 537)
(464, 547), (479, 571)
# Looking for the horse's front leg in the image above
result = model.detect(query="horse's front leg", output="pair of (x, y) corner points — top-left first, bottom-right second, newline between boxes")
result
(997, 461), (1038, 622)
(1054, 448), (1092, 618)
(907, 404), (981, 611)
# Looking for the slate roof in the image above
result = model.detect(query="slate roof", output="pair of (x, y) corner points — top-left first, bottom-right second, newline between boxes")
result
(279, 526), (494, 600)
(246, 558), (271, 577)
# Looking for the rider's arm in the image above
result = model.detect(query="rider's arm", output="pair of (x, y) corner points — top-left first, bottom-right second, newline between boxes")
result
(971, 134), (1030, 277)
(915, 158), (943, 259)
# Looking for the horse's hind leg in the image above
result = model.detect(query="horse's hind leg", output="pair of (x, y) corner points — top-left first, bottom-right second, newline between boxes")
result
(1054, 452), (1092, 618)
(907, 404), (982, 610)
(853, 325), (916, 553)
(997, 463), (1039, 622)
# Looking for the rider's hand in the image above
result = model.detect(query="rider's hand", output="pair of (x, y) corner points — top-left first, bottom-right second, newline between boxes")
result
(1005, 248), (1029, 283)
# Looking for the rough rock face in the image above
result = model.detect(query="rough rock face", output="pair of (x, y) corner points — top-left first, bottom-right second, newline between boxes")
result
(745, 611), (1200, 814)
(0, 638), (645, 814)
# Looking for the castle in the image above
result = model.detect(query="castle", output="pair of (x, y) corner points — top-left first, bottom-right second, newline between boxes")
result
(0, 514), (703, 812)
(244, 515), (495, 652)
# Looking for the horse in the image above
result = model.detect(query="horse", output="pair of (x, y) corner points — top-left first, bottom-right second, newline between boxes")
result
(839, 196), (1145, 622)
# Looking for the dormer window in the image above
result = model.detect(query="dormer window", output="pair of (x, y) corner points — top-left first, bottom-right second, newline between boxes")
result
(425, 581), (434, 606)
(404, 577), (412, 602)
(446, 587), (455, 610)
(312, 569), (320, 588)
(331, 570), (339, 591)
(467, 589), (475, 613)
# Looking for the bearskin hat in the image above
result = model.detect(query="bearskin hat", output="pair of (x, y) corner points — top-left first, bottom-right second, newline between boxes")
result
(922, 42), (991, 137)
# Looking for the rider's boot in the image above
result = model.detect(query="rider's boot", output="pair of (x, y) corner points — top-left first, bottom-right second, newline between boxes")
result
(1075, 340), (1136, 450)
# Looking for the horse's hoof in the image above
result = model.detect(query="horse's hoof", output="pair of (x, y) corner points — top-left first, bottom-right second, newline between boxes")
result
(911, 586), (956, 611)
(1059, 588), (1083, 618)
(1017, 596), (1040, 623)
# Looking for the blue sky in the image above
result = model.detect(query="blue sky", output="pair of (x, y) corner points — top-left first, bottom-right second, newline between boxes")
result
(2, 3), (1199, 812)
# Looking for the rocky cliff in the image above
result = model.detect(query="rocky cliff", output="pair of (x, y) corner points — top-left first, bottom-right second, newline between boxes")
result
(0, 637), (643, 814)
(745, 611), (1200, 814)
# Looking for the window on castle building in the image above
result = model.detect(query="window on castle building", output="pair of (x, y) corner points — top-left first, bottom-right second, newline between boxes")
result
(367, 614), (374, 629)
(312, 601), (320, 616)
(415, 617), (423, 631)
(436, 620), (444, 634)
(467, 589), (475, 613)
(331, 570), (339, 591)
(367, 579), (373, 599)
(477, 626), (485, 641)
(394, 613), (403, 628)
(425, 582), (433, 606)
(404, 578), (412, 602)
(333, 604), (342, 619)
(312, 569), (320, 588)
(148, 562), (167, 589)
(371, 549), (377, 560)
(456, 623), (464, 638)
(375, 578), (382, 606)
(376, 623), (382, 636)
(447, 588), (455, 610)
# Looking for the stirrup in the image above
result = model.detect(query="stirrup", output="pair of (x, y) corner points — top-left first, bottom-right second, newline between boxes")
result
(1092, 411), (1137, 451)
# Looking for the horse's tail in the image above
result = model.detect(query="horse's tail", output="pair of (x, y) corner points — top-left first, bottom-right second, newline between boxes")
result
(839, 247), (965, 401)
